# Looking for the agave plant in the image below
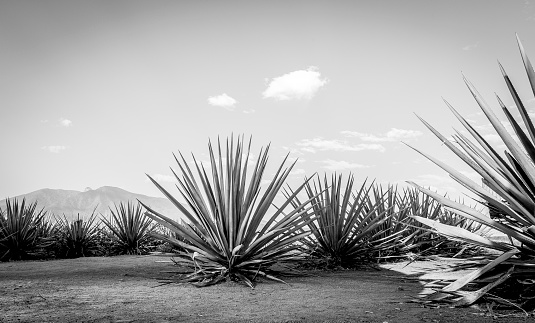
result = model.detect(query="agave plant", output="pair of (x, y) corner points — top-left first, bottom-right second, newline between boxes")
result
(286, 174), (406, 268)
(0, 198), (53, 261)
(101, 201), (155, 255)
(141, 136), (316, 288)
(391, 187), (442, 255)
(364, 183), (411, 260)
(55, 212), (101, 258)
(407, 35), (535, 307)
(397, 188), (486, 257)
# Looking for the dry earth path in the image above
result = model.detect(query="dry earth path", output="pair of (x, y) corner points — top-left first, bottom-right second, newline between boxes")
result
(0, 254), (528, 322)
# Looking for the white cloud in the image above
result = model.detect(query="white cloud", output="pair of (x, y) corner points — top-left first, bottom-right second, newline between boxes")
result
(150, 174), (175, 183)
(462, 42), (479, 51)
(409, 170), (483, 199)
(482, 133), (502, 143)
(409, 174), (460, 196)
(262, 66), (328, 101)
(473, 123), (494, 132)
(415, 173), (452, 184)
(285, 156), (306, 164)
(301, 147), (317, 153)
(296, 137), (385, 153)
(282, 146), (305, 156)
(472, 120), (518, 146)
(244, 153), (257, 165)
(341, 128), (422, 142)
(207, 93), (238, 110)
(290, 168), (306, 175)
(42, 145), (66, 153)
(320, 159), (371, 171)
(473, 120), (513, 133)
(59, 118), (72, 127)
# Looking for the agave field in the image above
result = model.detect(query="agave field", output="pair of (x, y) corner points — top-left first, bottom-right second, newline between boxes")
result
(3, 35), (535, 320)
(0, 200), (162, 261)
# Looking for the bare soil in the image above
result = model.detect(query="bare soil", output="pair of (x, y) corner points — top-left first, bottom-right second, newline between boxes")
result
(0, 254), (530, 323)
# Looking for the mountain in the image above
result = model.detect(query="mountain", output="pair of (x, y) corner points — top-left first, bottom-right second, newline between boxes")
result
(0, 186), (182, 221)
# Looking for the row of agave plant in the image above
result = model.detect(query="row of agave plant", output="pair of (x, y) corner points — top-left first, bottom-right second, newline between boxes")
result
(0, 200), (156, 261)
(140, 136), (483, 288)
(1, 172), (481, 266)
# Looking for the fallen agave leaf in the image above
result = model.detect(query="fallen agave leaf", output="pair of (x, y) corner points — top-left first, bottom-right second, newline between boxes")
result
(452, 266), (515, 307)
(442, 249), (518, 292)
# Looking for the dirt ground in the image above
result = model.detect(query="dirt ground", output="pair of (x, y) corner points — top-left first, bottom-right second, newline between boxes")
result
(0, 254), (531, 323)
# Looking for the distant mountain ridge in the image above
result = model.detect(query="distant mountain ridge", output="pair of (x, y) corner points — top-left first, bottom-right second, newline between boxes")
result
(0, 186), (182, 221)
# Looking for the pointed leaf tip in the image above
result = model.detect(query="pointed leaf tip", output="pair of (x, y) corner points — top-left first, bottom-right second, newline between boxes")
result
(498, 61), (506, 76)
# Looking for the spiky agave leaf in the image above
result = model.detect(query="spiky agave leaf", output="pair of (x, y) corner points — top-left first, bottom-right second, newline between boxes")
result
(141, 135), (316, 288)
(0, 198), (52, 261)
(101, 201), (155, 255)
(407, 35), (535, 307)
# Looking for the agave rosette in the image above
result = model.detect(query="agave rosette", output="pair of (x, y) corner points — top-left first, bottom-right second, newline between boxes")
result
(286, 174), (406, 268)
(141, 136), (317, 288)
(0, 198), (52, 261)
(55, 212), (101, 258)
(101, 201), (155, 255)
(407, 35), (535, 307)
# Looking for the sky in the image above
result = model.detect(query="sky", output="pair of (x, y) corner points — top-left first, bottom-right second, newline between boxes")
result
(3, 0), (535, 201)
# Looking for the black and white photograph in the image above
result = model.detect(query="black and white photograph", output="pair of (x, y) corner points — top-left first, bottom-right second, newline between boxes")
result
(2, 1), (535, 322)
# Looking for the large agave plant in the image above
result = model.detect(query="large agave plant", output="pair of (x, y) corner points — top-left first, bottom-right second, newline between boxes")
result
(141, 136), (316, 288)
(0, 198), (53, 261)
(101, 201), (155, 255)
(287, 174), (405, 268)
(407, 35), (535, 307)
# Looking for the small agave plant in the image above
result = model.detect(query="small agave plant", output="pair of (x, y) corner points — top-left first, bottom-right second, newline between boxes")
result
(407, 35), (535, 307)
(141, 135), (316, 288)
(101, 201), (155, 255)
(55, 212), (101, 258)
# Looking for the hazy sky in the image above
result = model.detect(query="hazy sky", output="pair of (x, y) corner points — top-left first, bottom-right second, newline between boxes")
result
(3, 0), (535, 200)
